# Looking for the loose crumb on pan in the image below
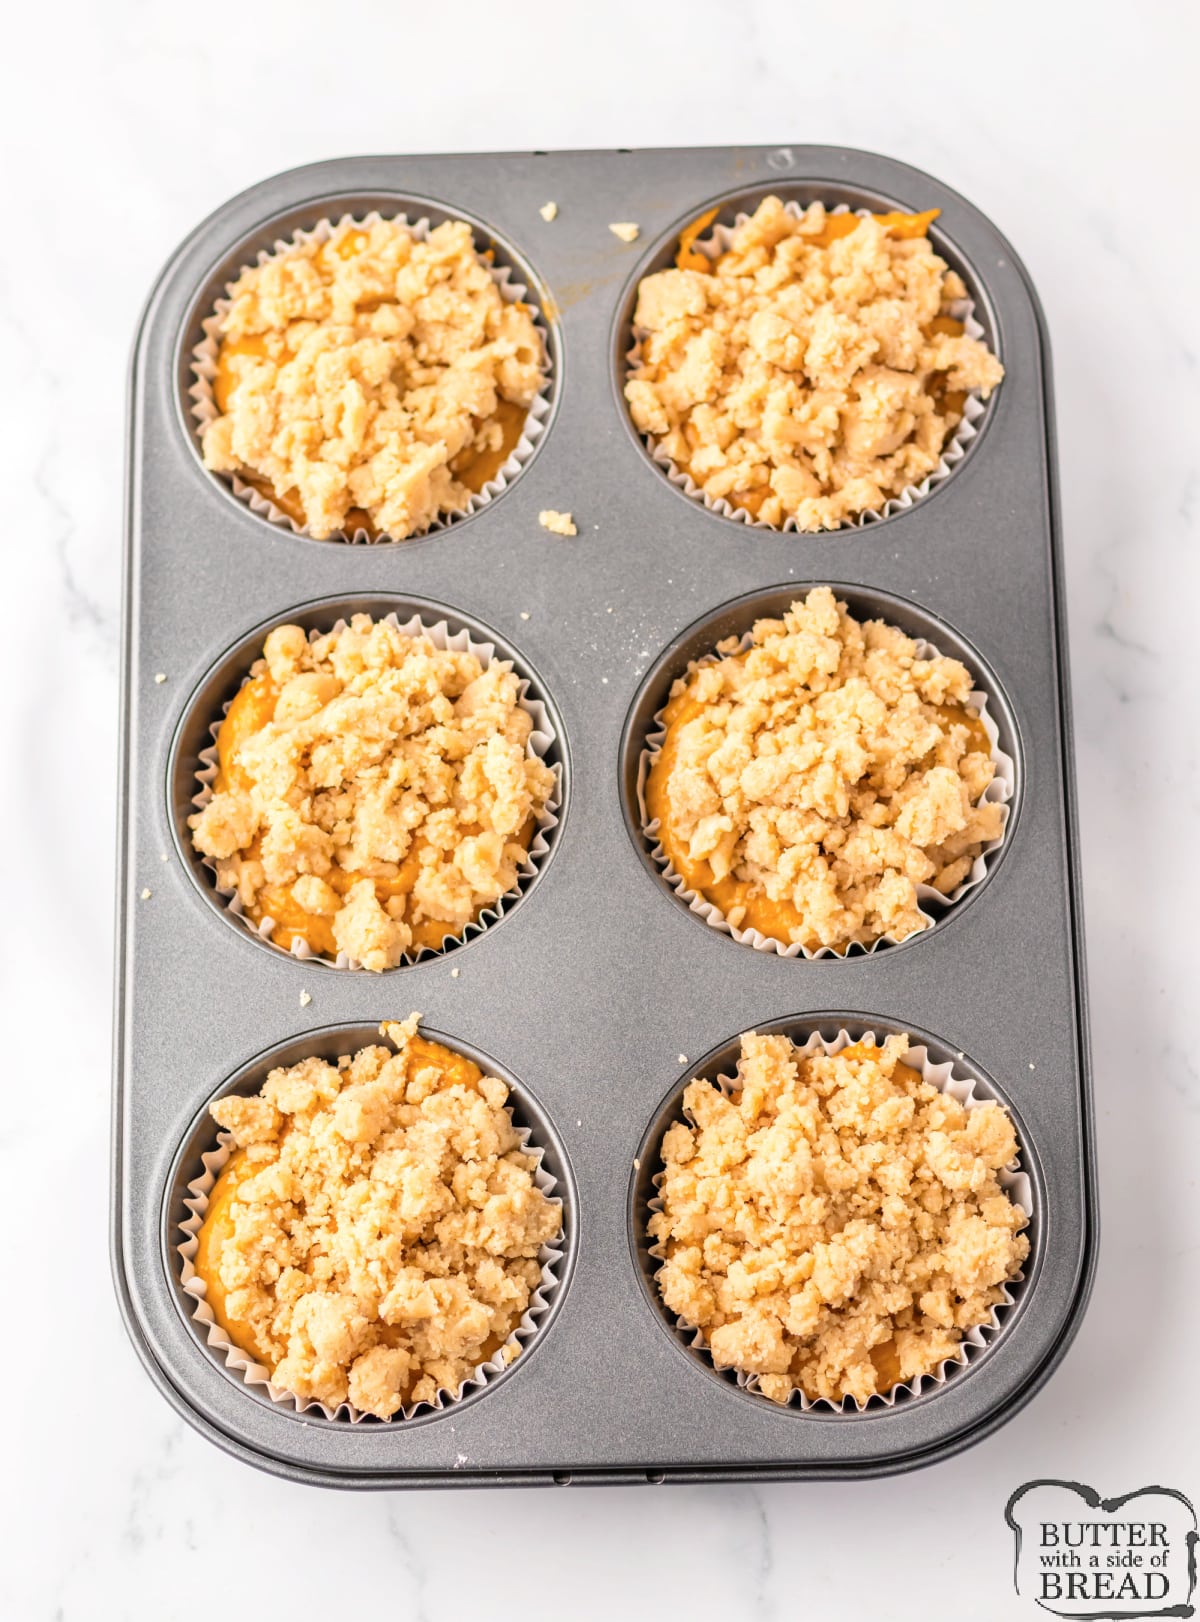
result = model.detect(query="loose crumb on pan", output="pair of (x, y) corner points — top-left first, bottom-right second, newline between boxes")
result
(199, 217), (545, 541)
(154, 672), (167, 684)
(538, 509), (577, 536)
(539, 201), (558, 222)
(196, 1016), (562, 1419)
(188, 615), (556, 971)
(299, 989), (312, 1008)
(139, 888), (152, 900)
(609, 222), (640, 243)
(644, 586), (1005, 954)
(650, 1031), (1028, 1405)
(625, 197), (1004, 531)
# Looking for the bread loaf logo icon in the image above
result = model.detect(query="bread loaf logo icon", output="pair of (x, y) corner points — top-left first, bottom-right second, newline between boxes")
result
(1006, 1481), (1197, 1617)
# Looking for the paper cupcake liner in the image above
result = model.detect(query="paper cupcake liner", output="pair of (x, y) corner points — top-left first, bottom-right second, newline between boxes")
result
(648, 1028), (1033, 1414)
(627, 200), (993, 531)
(637, 628), (1014, 959)
(191, 611), (561, 968)
(177, 1092), (563, 1424)
(189, 210), (552, 543)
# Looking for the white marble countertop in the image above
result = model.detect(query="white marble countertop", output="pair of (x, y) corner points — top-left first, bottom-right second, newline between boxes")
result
(3, 2), (1197, 1616)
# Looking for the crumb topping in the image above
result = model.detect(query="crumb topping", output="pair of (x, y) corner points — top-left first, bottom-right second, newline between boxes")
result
(650, 1031), (1028, 1405)
(193, 1019), (561, 1419)
(609, 222), (640, 243)
(199, 218), (545, 540)
(644, 586), (1004, 953)
(539, 201), (558, 222)
(625, 198), (1004, 530)
(188, 615), (556, 970)
(538, 508), (577, 536)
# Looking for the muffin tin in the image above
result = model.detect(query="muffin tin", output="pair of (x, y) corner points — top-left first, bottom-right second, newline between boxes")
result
(113, 145), (1095, 1486)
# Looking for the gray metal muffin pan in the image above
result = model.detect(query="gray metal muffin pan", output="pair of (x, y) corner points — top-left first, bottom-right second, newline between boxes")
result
(114, 145), (1095, 1487)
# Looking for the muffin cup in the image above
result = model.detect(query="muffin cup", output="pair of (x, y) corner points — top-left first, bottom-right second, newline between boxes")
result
(175, 1051), (565, 1424)
(189, 210), (552, 543)
(646, 1028), (1033, 1413)
(626, 200), (992, 531)
(190, 611), (561, 968)
(637, 629), (1014, 959)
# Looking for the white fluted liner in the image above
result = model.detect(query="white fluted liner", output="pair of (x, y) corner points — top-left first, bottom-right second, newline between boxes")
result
(190, 211), (552, 542)
(648, 1028), (1033, 1413)
(637, 629), (1014, 959)
(177, 1097), (563, 1423)
(190, 612), (561, 967)
(626, 201), (994, 530)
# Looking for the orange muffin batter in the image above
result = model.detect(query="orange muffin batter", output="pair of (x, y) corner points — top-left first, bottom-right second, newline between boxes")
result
(192, 1017), (561, 1419)
(210, 668), (536, 958)
(190, 615), (556, 970)
(672, 204), (939, 275)
(626, 198), (1003, 530)
(193, 1146), (274, 1365)
(644, 587), (1004, 954)
(214, 341), (529, 537)
(200, 218), (544, 540)
(651, 1030), (1029, 1405)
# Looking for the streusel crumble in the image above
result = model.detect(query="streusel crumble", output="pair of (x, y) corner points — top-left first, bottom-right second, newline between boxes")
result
(199, 217), (545, 540)
(625, 198), (1003, 530)
(189, 615), (557, 970)
(644, 587), (1005, 954)
(651, 1031), (1028, 1405)
(192, 1016), (562, 1419)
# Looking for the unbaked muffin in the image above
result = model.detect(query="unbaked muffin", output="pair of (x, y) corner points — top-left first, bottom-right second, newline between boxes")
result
(650, 1030), (1029, 1406)
(190, 1016), (562, 1420)
(197, 216), (545, 540)
(643, 586), (1007, 954)
(626, 197), (1003, 530)
(189, 614), (557, 969)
